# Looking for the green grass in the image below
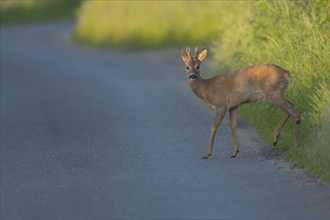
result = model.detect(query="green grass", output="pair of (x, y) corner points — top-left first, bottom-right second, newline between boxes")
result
(212, 0), (330, 181)
(293, 87), (329, 181)
(74, 0), (329, 181)
(73, 1), (235, 49)
(0, 0), (82, 25)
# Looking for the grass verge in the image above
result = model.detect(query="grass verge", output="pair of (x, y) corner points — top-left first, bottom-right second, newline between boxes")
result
(212, 0), (329, 181)
(0, 0), (82, 25)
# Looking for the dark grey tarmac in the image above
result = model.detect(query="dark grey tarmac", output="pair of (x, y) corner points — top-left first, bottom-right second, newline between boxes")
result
(1, 22), (329, 219)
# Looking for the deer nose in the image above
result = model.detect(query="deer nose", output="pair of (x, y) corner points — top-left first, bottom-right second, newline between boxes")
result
(189, 74), (197, 80)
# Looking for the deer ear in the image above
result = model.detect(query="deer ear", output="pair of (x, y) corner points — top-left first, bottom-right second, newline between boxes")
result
(198, 48), (208, 61)
(179, 47), (189, 62)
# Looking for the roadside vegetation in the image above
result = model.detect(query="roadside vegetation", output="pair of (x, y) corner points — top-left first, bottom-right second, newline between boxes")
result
(0, 0), (81, 25)
(73, 1), (225, 49)
(212, 0), (329, 181)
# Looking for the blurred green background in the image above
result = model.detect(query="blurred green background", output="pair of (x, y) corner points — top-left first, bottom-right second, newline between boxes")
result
(0, 0), (81, 24)
(1, 0), (329, 181)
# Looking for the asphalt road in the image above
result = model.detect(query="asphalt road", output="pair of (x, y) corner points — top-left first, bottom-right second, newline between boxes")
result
(1, 22), (329, 220)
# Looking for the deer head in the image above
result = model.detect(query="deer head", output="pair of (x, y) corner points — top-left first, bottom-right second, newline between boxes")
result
(179, 47), (208, 81)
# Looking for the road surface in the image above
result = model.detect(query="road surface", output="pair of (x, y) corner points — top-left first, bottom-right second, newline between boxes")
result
(1, 22), (329, 219)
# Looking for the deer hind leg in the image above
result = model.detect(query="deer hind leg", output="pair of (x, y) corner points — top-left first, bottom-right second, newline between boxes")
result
(202, 108), (227, 159)
(229, 108), (239, 158)
(273, 113), (290, 146)
(270, 97), (300, 148)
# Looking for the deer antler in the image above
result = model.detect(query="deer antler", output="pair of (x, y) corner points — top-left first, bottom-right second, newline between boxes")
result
(193, 46), (198, 59)
(186, 47), (191, 59)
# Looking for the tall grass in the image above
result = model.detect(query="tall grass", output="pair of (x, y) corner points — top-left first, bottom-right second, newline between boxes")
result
(212, 0), (330, 181)
(0, 0), (81, 25)
(74, 0), (329, 181)
(302, 87), (330, 180)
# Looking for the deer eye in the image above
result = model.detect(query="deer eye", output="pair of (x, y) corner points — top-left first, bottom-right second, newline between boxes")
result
(196, 66), (200, 70)
(186, 66), (190, 70)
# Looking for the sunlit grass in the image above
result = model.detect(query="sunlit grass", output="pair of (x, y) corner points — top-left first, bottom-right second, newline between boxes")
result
(73, 1), (239, 49)
(212, 0), (330, 181)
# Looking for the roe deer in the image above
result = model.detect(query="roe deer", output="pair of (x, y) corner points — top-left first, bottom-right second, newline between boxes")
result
(179, 47), (300, 159)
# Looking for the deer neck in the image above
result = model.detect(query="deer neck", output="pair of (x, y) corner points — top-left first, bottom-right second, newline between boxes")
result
(188, 77), (208, 101)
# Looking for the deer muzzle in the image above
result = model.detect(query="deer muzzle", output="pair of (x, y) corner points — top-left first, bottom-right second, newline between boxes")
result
(188, 73), (197, 80)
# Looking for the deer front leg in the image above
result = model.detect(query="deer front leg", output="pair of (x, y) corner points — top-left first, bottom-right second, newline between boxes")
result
(202, 108), (227, 159)
(229, 108), (239, 158)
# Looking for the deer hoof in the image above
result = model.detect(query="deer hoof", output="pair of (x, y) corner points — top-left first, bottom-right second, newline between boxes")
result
(201, 154), (211, 159)
(230, 150), (239, 158)
(273, 134), (279, 146)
